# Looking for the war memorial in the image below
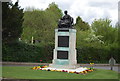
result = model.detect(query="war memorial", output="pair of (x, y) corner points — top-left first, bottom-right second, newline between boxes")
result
(49, 11), (79, 69)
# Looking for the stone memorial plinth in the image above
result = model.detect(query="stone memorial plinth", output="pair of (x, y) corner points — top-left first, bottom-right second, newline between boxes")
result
(49, 28), (79, 69)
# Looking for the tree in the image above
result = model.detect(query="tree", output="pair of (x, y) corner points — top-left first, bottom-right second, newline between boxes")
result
(91, 19), (118, 44)
(46, 2), (62, 23)
(85, 28), (104, 44)
(22, 2), (62, 44)
(75, 16), (90, 31)
(2, 1), (24, 44)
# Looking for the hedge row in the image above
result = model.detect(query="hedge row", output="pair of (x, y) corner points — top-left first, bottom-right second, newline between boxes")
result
(2, 42), (119, 63)
(77, 46), (119, 63)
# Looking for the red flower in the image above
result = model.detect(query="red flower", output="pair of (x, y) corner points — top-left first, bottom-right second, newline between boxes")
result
(40, 60), (42, 62)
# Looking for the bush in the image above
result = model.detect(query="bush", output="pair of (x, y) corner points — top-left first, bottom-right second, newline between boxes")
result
(2, 42), (119, 63)
(77, 45), (119, 63)
(2, 42), (54, 63)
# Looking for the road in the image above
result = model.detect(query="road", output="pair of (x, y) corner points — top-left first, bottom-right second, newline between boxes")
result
(94, 66), (119, 72)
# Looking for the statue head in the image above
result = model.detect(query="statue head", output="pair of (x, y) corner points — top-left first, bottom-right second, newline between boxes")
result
(64, 10), (68, 15)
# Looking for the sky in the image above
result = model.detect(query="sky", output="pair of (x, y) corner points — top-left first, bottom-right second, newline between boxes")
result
(11, 0), (119, 26)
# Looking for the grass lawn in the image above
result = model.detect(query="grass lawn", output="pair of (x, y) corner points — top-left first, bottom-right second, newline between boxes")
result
(2, 66), (119, 79)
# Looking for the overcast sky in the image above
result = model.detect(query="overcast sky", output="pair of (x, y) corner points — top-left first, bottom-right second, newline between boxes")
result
(11, 0), (119, 26)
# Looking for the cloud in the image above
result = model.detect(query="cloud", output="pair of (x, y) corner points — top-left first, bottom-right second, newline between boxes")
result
(88, 1), (116, 10)
(67, 0), (119, 25)
(11, 0), (119, 26)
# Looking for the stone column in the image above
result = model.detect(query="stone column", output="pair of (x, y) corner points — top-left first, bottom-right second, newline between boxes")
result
(49, 28), (79, 69)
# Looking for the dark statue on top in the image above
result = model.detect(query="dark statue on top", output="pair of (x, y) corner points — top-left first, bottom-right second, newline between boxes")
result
(58, 11), (74, 28)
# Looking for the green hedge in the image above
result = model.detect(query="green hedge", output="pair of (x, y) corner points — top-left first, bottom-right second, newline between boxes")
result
(3, 42), (43, 62)
(77, 46), (119, 63)
(2, 42), (119, 63)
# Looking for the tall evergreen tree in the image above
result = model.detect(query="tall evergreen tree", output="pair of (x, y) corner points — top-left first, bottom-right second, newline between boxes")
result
(2, 1), (24, 44)
(75, 16), (90, 31)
